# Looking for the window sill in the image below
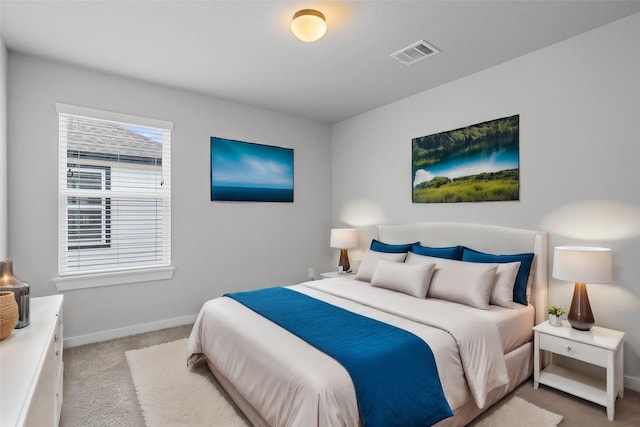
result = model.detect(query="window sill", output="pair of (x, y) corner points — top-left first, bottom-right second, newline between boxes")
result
(53, 266), (175, 291)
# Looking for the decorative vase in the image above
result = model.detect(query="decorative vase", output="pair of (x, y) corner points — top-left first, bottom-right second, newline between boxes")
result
(0, 291), (19, 340)
(549, 314), (562, 327)
(0, 260), (30, 328)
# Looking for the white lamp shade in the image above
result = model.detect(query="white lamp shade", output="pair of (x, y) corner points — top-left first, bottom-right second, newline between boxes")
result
(291, 9), (327, 42)
(552, 246), (612, 284)
(330, 228), (358, 249)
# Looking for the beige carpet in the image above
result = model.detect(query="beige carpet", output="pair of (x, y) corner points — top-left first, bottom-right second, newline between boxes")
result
(126, 339), (563, 427)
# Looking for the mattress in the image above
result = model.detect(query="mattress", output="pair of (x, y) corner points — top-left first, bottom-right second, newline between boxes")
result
(188, 277), (535, 426)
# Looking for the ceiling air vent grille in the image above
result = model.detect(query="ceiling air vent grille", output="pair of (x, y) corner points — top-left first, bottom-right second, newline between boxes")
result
(390, 40), (440, 66)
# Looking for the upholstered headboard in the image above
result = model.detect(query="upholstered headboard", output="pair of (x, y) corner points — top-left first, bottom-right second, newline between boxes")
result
(372, 222), (548, 325)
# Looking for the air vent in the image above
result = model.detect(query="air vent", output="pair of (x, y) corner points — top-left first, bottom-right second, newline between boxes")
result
(390, 40), (440, 66)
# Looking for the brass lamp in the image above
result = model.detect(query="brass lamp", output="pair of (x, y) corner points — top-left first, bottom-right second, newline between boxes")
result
(552, 246), (612, 331)
(330, 229), (358, 273)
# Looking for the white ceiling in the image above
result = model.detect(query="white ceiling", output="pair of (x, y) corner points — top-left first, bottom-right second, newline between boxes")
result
(2, 1), (640, 124)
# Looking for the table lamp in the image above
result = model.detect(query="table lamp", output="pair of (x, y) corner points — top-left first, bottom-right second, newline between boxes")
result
(330, 228), (358, 273)
(552, 246), (612, 331)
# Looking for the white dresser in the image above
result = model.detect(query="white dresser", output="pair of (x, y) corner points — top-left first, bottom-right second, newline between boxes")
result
(0, 295), (64, 427)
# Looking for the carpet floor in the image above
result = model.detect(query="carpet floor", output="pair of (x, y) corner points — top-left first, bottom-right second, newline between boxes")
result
(61, 325), (640, 427)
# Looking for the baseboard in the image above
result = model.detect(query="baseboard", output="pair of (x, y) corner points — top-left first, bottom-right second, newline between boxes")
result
(625, 374), (640, 392)
(63, 313), (198, 348)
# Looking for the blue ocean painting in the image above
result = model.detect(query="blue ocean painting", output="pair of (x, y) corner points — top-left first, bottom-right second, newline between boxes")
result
(210, 137), (294, 202)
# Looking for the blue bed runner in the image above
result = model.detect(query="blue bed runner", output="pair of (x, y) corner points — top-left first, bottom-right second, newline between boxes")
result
(225, 286), (453, 427)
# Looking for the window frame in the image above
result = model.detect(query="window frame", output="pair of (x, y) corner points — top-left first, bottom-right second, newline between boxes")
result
(53, 103), (174, 291)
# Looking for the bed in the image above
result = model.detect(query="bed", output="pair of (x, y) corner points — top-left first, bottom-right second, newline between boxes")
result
(188, 222), (548, 426)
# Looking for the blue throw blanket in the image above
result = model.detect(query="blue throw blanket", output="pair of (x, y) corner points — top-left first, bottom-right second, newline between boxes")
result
(225, 287), (453, 427)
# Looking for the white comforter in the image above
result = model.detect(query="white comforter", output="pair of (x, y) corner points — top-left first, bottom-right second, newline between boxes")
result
(187, 278), (509, 426)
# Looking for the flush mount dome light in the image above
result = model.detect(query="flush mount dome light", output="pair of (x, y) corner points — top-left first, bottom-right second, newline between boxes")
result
(291, 9), (327, 42)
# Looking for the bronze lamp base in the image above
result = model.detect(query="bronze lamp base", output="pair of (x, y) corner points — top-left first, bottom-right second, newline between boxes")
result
(567, 282), (595, 331)
(338, 249), (351, 272)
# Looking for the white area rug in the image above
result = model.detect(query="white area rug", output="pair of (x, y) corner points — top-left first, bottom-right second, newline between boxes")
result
(473, 395), (564, 427)
(127, 339), (563, 427)
(126, 338), (249, 427)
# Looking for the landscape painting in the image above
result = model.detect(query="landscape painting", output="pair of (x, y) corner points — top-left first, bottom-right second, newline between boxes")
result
(210, 137), (294, 202)
(412, 115), (519, 203)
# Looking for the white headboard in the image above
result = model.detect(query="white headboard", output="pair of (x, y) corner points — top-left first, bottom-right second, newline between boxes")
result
(373, 222), (548, 325)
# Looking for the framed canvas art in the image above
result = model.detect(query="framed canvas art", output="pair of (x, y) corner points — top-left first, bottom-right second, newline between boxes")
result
(210, 137), (294, 202)
(412, 115), (519, 203)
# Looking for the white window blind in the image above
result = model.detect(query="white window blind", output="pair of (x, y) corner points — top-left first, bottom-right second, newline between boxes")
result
(56, 103), (172, 277)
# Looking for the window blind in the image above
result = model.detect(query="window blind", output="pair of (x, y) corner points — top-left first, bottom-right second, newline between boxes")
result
(56, 103), (172, 276)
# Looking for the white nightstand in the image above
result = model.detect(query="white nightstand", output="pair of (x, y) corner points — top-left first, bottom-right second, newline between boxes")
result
(533, 320), (624, 421)
(320, 271), (355, 279)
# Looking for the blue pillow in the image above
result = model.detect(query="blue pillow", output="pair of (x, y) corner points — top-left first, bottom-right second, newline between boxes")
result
(410, 244), (462, 260)
(461, 247), (534, 306)
(370, 239), (417, 254)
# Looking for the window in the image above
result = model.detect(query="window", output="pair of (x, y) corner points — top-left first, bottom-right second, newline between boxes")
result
(54, 103), (173, 289)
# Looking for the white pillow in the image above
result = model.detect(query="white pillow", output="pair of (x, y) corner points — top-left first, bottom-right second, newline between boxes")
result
(491, 261), (521, 308)
(371, 259), (436, 298)
(406, 253), (498, 309)
(354, 249), (406, 282)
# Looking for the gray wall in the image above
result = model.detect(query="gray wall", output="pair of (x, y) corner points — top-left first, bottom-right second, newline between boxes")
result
(332, 13), (640, 387)
(0, 4), (7, 260)
(7, 53), (333, 342)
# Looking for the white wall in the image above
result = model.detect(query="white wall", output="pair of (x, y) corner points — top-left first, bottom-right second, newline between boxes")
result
(7, 53), (333, 343)
(332, 13), (640, 387)
(0, 5), (8, 260)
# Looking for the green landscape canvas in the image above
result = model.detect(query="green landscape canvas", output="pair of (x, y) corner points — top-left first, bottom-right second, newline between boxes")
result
(412, 115), (519, 203)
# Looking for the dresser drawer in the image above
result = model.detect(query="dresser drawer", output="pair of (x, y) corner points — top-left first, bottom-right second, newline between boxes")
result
(539, 333), (606, 366)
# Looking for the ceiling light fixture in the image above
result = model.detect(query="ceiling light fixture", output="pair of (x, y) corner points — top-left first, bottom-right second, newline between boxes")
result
(291, 9), (327, 42)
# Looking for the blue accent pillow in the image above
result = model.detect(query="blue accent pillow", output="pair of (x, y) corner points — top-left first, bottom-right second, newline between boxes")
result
(410, 244), (462, 260)
(461, 247), (534, 306)
(370, 239), (417, 254)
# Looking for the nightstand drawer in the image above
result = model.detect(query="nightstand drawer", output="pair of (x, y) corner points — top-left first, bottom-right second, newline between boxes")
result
(539, 333), (606, 366)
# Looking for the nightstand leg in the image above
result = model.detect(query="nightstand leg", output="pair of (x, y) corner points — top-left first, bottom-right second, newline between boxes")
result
(607, 350), (615, 421)
(617, 342), (624, 398)
(533, 331), (540, 389)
